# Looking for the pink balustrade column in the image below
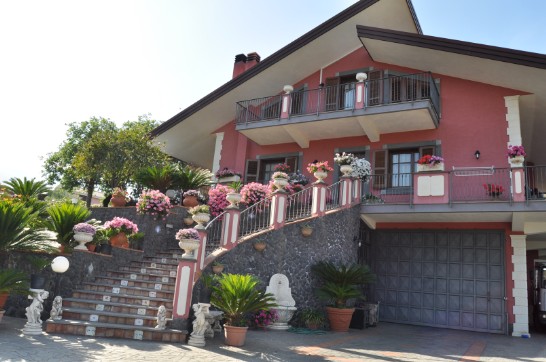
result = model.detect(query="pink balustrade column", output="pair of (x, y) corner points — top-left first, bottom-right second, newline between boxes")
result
(340, 177), (353, 208)
(352, 178), (362, 204)
(220, 207), (241, 250)
(312, 182), (328, 217)
(269, 190), (288, 229)
(280, 85), (293, 119)
(511, 166), (526, 202)
(355, 72), (367, 109)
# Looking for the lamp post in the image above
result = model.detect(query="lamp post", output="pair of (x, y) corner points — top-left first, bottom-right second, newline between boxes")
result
(51, 256), (69, 297)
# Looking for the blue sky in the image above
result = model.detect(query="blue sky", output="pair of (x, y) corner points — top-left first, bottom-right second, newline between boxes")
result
(1, 0), (544, 183)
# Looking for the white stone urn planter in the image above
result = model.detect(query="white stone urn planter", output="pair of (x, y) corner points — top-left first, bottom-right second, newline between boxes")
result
(178, 239), (200, 258)
(73, 232), (94, 250)
(192, 213), (210, 228)
(218, 175), (241, 184)
(417, 162), (445, 172)
(339, 164), (353, 177)
(313, 171), (328, 182)
(509, 155), (525, 166)
(226, 192), (242, 208)
(273, 177), (289, 190)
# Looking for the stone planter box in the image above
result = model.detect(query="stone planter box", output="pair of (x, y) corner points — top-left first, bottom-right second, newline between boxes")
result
(417, 163), (444, 172)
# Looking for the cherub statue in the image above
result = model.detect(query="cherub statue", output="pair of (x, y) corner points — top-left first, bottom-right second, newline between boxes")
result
(191, 303), (208, 337)
(155, 305), (167, 330)
(26, 290), (49, 325)
(50, 296), (63, 320)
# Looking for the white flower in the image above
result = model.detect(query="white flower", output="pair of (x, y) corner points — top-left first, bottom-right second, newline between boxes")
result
(351, 158), (371, 182)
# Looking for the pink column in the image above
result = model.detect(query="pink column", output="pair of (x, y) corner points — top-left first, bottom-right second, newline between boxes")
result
(220, 207), (241, 250)
(355, 81), (365, 109)
(511, 167), (525, 202)
(312, 182), (327, 217)
(352, 178), (361, 204)
(340, 177), (353, 208)
(269, 190), (288, 229)
(280, 85), (293, 119)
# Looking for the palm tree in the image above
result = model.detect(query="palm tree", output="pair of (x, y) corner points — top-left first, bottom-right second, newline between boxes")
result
(45, 202), (91, 248)
(172, 165), (212, 192)
(134, 165), (177, 192)
(2, 177), (50, 201)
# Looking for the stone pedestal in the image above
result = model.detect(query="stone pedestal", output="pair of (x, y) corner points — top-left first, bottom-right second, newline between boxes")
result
(268, 306), (297, 330)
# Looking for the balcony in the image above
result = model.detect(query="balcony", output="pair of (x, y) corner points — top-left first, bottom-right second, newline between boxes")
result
(235, 72), (440, 146)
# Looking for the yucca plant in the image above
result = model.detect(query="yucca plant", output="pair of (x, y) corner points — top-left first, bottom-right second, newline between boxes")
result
(210, 273), (276, 326)
(311, 261), (375, 308)
(0, 269), (29, 295)
(134, 165), (177, 192)
(45, 202), (91, 247)
(172, 165), (213, 191)
(2, 177), (50, 201)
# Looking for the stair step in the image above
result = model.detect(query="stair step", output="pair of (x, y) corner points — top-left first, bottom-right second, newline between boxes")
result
(129, 261), (177, 270)
(105, 270), (177, 283)
(142, 257), (180, 266)
(119, 266), (178, 277)
(63, 298), (173, 318)
(62, 307), (163, 328)
(46, 319), (187, 342)
(72, 290), (173, 309)
(82, 282), (174, 299)
(92, 276), (176, 292)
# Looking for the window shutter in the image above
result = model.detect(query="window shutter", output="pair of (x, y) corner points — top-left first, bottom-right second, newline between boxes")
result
(285, 156), (298, 173)
(368, 70), (383, 105)
(245, 160), (259, 183)
(419, 146), (435, 157)
(325, 77), (340, 111)
(373, 150), (388, 189)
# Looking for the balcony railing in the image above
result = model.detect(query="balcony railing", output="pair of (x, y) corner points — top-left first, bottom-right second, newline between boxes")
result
(235, 72), (440, 125)
(360, 166), (546, 206)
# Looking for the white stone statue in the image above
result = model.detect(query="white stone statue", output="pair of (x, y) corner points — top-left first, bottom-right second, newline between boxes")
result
(188, 303), (210, 347)
(265, 273), (297, 330)
(23, 290), (49, 335)
(155, 305), (167, 330)
(50, 296), (63, 320)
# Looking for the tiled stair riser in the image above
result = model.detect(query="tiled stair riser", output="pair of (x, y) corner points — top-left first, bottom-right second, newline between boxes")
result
(70, 291), (173, 309)
(83, 283), (173, 299)
(45, 323), (184, 342)
(62, 300), (173, 318)
(62, 311), (158, 327)
(92, 277), (175, 292)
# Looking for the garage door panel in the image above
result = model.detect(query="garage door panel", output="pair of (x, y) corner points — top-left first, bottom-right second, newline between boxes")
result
(370, 230), (505, 334)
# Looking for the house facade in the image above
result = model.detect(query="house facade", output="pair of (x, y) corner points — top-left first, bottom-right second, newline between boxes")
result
(152, 0), (546, 336)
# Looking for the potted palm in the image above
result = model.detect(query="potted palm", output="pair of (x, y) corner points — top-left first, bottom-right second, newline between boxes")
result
(210, 274), (276, 346)
(311, 261), (375, 332)
(45, 201), (91, 252)
(300, 308), (326, 330)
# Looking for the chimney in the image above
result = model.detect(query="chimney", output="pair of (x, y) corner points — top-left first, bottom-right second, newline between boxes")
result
(232, 52), (261, 79)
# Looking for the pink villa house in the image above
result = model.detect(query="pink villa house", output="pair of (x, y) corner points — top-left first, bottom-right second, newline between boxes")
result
(152, 1), (546, 336)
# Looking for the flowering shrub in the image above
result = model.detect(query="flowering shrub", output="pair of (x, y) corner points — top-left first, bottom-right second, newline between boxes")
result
(417, 155), (444, 165)
(240, 182), (270, 207)
(215, 168), (241, 178)
(289, 172), (309, 186)
(272, 171), (289, 180)
(507, 145), (526, 158)
(104, 217), (139, 237)
(273, 163), (291, 173)
(307, 161), (333, 173)
(351, 158), (371, 182)
(208, 184), (232, 217)
(189, 204), (210, 215)
(183, 189), (199, 198)
(484, 183), (504, 197)
(73, 223), (96, 235)
(253, 309), (278, 327)
(136, 189), (172, 219)
(334, 152), (355, 166)
(112, 187), (128, 198)
(175, 228), (200, 241)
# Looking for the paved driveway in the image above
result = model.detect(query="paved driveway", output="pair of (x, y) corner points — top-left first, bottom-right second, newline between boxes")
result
(1, 316), (546, 361)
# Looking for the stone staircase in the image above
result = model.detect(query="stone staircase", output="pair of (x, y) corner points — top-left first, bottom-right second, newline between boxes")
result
(46, 249), (188, 343)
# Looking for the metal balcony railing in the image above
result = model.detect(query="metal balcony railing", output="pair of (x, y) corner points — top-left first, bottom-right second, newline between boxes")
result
(235, 72), (440, 125)
(204, 212), (224, 256)
(286, 186), (313, 222)
(238, 198), (272, 238)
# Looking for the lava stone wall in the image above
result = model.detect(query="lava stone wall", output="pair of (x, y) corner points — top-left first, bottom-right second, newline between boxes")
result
(204, 205), (362, 310)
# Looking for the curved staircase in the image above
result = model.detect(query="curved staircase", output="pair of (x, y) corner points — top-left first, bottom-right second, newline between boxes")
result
(46, 249), (188, 342)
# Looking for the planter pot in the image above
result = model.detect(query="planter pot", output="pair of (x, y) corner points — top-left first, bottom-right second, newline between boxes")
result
(273, 177), (289, 190)
(109, 233), (129, 248)
(183, 195), (199, 207)
(417, 163), (444, 172)
(30, 274), (47, 290)
(110, 195), (127, 207)
(326, 306), (355, 332)
(340, 164), (353, 177)
(0, 292), (8, 310)
(218, 175), (241, 184)
(253, 242), (266, 252)
(183, 217), (194, 226)
(301, 226), (313, 237)
(87, 244), (97, 252)
(226, 192), (242, 208)
(99, 244), (112, 255)
(74, 232), (94, 250)
(510, 155), (525, 166)
(212, 264), (224, 274)
(178, 239), (200, 257)
(314, 171), (328, 182)
(192, 213), (210, 228)
(223, 325), (248, 347)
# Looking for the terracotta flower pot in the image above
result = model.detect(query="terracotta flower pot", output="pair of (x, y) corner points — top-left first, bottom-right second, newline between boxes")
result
(301, 226), (313, 237)
(253, 242), (266, 252)
(212, 264), (224, 274)
(110, 195), (127, 207)
(326, 306), (355, 332)
(110, 233), (129, 248)
(223, 325), (248, 347)
(0, 292), (8, 310)
(183, 195), (199, 207)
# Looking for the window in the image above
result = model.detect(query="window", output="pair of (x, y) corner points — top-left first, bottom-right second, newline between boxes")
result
(373, 146), (435, 190)
(245, 156), (298, 184)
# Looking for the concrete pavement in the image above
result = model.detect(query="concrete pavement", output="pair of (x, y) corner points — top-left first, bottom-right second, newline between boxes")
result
(2, 316), (546, 361)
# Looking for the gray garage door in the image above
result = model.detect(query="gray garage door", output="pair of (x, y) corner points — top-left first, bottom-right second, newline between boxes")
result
(369, 230), (506, 334)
